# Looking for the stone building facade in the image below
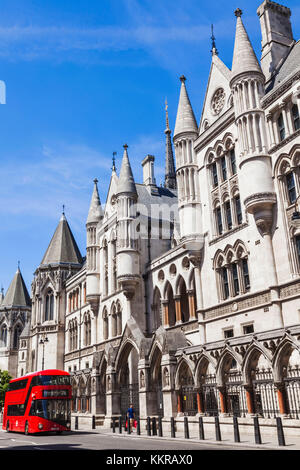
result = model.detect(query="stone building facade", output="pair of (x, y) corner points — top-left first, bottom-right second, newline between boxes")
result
(1, 0), (300, 428)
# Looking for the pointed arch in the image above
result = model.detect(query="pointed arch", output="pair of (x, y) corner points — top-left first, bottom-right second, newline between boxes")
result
(242, 340), (272, 385)
(215, 346), (242, 386)
(175, 356), (195, 389)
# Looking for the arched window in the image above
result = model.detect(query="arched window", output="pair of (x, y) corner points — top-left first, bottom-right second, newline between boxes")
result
(13, 324), (22, 349)
(292, 104), (300, 131)
(116, 302), (122, 336)
(103, 308), (109, 340)
(0, 325), (7, 347)
(277, 113), (285, 141)
(84, 313), (91, 346)
(111, 304), (117, 337)
(45, 289), (54, 321)
(215, 243), (250, 301)
(103, 240), (108, 296)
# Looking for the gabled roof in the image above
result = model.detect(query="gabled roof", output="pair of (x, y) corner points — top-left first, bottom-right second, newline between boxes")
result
(40, 213), (82, 266)
(2, 268), (31, 308)
(199, 53), (232, 133)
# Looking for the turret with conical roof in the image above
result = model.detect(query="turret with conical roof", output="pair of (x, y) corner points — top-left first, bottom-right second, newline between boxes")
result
(86, 178), (102, 314)
(173, 76), (198, 139)
(230, 8), (278, 290)
(0, 266), (31, 378)
(116, 145), (140, 303)
(1, 267), (31, 309)
(173, 76), (202, 243)
(41, 211), (82, 267)
(30, 211), (83, 372)
(116, 144), (137, 197)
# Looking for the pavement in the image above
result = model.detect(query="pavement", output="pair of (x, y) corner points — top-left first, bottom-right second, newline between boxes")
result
(73, 424), (300, 451)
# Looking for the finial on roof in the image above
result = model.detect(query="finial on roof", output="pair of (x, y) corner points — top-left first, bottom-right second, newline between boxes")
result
(62, 204), (65, 215)
(93, 178), (98, 185)
(112, 152), (117, 172)
(123, 143), (128, 150)
(211, 24), (218, 56)
(17, 260), (20, 272)
(234, 8), (242, 17)
(179, 75), (186, 83)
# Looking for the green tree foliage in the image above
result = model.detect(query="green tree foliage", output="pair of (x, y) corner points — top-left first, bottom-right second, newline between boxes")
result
(0, 370), (12, 409)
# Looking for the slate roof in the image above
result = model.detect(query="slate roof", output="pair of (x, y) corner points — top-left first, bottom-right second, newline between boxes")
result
(265, 40), (300, 94)
(2, 268), (31, 308)
(40, 213), (83, 266)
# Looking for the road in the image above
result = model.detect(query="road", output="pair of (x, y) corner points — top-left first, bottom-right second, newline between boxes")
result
(0, 428), (266, 452)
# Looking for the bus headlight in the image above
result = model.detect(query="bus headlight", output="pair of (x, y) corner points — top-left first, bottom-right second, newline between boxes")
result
(38, 423), (43, 430)
(66, 422), (71, 428)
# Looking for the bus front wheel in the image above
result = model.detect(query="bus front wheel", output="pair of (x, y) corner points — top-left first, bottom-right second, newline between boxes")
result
(6, 421), (10, 432)
(24, 422), (29, 435)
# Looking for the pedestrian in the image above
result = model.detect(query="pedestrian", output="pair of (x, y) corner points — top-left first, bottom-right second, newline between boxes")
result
(127, 403), (135, 431)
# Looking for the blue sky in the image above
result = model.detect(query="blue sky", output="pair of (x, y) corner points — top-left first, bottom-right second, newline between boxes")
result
(0, 0), (300, 293)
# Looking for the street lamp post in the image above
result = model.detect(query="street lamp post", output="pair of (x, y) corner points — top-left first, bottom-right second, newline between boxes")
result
(39, 333), (49, 370)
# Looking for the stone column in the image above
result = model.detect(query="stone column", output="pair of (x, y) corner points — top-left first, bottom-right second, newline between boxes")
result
(161, 354), (178, 418)
(244, 385), (254, 415)
(162, 300), (169, 327)
(276, 383), (287, 416)
(104, 367), (120, 426)
(174, 295), (182, 325)
(187, 290), (197, 320)
(218, 387), (227, 415)
(196, 389), (204, 414)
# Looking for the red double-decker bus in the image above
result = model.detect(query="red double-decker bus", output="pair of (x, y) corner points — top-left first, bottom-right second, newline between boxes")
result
(2, 369), (72, 434)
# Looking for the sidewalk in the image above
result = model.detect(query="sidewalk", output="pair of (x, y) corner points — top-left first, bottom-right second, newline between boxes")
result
(73, 424), (300, 451)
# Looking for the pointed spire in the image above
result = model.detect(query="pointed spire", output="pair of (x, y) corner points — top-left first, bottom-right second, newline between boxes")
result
(164, 99), (176, 190)
(2, 267), (31, 308)
(211, 24), (218, 56)
(41, 213), (82, 266)
(231, 8), (262, 82)
(87, 178), (103, 225)
(112, 152), (117, 173)
(174, 75), (198, 138)
(116, 144), (137, 196)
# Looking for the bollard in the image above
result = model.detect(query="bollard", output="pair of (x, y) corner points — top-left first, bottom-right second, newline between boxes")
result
(75, 416), (78, 430)
(233, 416), (240, 443)
(136, 417), (141, 435)
(112, 417), (116, 433)
(127, 417), (131, 434)
(199, 416), (205, 440)
(276, 417), (286, 446)
(147, 417), (151, 436)
(170, 417), (176, 438)
(184, 416), (189, 439)
(119, 415), (122, 434)
(215, 416), (221, 441)
(158, 417), (163, 437)
(152, 417), (157, 436)
(92, 415), (96, 430)
(253, 416), (262, 444)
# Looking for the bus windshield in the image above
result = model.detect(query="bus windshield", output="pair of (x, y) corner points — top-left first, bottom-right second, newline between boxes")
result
(33, 375), (71, 386)
(29, 399), (71, 424)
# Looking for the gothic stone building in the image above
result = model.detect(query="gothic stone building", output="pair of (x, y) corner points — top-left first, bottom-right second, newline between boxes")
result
(1, 0), (300, 430)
